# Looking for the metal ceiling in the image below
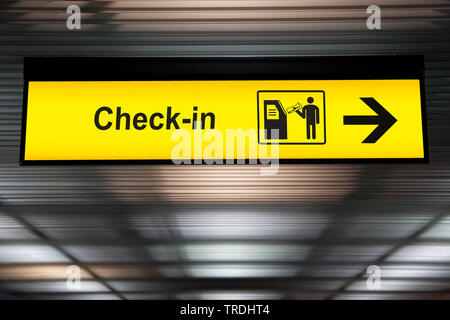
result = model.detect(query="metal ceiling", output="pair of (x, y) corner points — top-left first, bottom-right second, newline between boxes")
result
(0, 0), (449, 300)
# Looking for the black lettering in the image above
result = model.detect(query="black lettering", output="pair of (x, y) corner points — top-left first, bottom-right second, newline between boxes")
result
(201, 112), (215, 129)
(192, 106), (198, 129)
(150, 113), (164, 130)
(166, 106), (180, 129)
(133, 113), (147, 130)
(95, 106), (212, 131)
(94, 106), (112, 130)
(116, 107), (130, 130)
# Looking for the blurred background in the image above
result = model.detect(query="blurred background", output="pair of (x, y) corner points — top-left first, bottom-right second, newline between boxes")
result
(0, 0), (449, 300)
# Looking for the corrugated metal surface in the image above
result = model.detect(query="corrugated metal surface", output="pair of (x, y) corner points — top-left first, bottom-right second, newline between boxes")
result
(0, 0), (449, 300)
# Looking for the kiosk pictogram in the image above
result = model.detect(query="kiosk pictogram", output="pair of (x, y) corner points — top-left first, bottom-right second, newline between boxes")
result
(258, 90), (326, 145)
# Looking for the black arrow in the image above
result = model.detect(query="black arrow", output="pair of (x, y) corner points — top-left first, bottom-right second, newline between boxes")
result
(343, 97), (397, 143)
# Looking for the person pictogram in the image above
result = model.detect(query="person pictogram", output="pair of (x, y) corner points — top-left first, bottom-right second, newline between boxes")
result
(295, 97), (320, 139)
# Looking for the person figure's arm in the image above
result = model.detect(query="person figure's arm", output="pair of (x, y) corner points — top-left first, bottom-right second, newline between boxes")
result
(315, 106), (320, 124)
(296, 108), (305, 119)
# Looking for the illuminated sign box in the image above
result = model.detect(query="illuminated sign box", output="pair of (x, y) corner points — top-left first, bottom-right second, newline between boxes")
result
(20, 56), (427, 164)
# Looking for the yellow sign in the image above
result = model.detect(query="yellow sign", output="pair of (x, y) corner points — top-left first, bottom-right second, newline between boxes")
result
(22, 79), (425, 163)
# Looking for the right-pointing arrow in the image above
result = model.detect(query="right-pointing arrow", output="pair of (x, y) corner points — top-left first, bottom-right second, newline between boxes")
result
(343, 97), (397, 143)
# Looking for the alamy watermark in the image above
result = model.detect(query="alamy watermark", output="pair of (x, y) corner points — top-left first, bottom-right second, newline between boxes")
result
(66, 265), (81, 290)
(171, 127), (280, 175)
(66, 5), (81, 30)
(366, 5), (381, 30)
(366, 265), (382, 290)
